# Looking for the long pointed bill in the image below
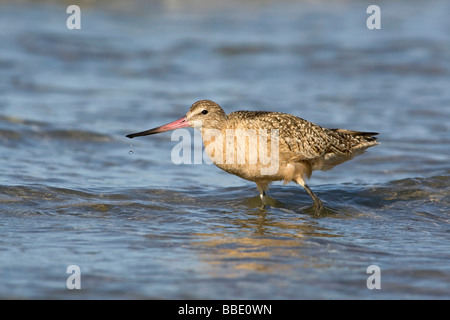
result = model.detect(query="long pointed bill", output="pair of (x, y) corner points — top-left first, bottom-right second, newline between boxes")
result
(126, 116), (189, 139)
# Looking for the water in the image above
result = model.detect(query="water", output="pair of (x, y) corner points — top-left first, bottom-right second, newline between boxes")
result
(0, 0), (449, 299)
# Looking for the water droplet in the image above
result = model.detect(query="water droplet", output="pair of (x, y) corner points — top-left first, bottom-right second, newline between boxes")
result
(129, 144), (134, 155)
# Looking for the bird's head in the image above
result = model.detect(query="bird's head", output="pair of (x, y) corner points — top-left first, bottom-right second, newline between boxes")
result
(126, 100), (226, 139)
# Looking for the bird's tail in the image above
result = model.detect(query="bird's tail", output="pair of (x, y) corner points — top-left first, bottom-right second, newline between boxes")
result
(330, 129), (378, 142)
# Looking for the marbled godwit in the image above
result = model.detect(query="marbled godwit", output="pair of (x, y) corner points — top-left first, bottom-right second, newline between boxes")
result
(126, 100), (378, 209)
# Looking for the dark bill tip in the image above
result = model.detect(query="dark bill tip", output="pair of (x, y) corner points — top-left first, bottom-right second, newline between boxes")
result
(125, 116), (189, 139)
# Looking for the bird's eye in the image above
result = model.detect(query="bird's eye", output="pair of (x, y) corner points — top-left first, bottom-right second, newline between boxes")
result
(201, 109), (208, 115)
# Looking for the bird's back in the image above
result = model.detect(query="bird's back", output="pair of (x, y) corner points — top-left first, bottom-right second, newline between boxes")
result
(226, 110), (378, 171)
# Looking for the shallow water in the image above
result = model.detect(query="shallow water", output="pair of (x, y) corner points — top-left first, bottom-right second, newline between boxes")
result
(0, 0), (449, 299)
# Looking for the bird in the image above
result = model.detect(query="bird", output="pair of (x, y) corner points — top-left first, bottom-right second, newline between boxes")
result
(126, 100), (378, 210)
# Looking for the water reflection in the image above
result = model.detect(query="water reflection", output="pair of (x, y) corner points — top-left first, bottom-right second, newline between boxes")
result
(192, 202), (342, 276)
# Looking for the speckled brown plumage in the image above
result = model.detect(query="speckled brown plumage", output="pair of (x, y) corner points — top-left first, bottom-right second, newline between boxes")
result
(127, 100), (379, 210)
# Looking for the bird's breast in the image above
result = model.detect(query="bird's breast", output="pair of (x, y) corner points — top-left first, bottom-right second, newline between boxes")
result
(200, 128), (285, 181)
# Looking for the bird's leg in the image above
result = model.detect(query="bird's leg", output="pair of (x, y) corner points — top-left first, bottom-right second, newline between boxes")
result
(259, 190), (267, 204)
(302, 183), (323, 210)
(295, 178), (323, 210)
(255, 182), (269, 208)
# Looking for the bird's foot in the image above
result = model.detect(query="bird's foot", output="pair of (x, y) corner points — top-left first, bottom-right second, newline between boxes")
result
(311, 199), (324, 214)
